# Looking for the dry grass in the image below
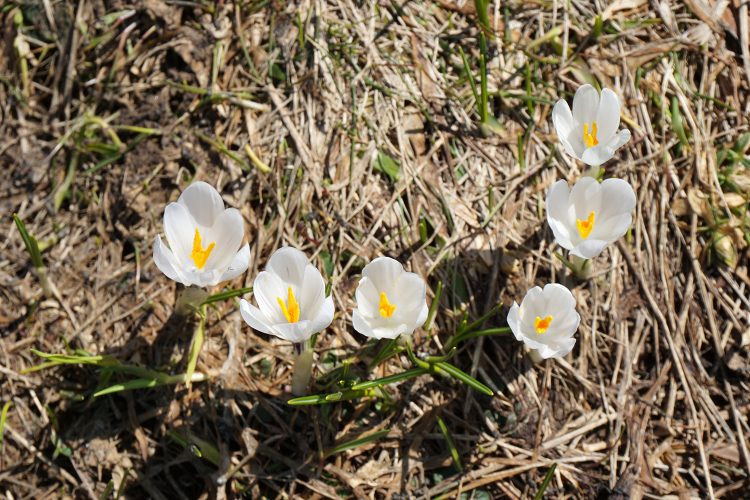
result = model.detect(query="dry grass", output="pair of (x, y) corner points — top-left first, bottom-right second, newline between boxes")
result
(2, 0), (750, 498)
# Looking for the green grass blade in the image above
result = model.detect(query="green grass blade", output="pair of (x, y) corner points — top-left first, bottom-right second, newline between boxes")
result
(323, 429), (389, 458)
(350, 368), (429, 391)
(534, 463), (557, 500)
(287, 389), (372, 406)
(436, 415), (462, 472)
(434, 362), (493, 396)
(423, 281), (442, 331)
(13, 214), (43, 269)
(202, 286), (252, 306)
(0, 401), (12, 449)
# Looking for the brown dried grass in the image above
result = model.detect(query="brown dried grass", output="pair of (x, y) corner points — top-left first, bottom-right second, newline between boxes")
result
(1, 0), (749, 498)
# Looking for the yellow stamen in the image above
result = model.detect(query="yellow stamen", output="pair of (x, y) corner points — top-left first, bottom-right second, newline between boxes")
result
(190, 229), (215, 270)
(277, 287), (300, 323)
(576, 211), (596, 239)
(583, 121), (599, 148)
(379, 292), (396, 318)
(534, 315), (553, 334)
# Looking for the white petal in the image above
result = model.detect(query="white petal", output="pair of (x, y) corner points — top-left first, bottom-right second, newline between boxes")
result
(391, 271), (427, 315)
(542, 283), (576, 314)
(355, 277), (380, 318)
(362, 257), (404, 293)
(519, 286), (545, 328)
(414, 303), (429, 330)
(253, 271), (289, 323)
(308, 295), (334, 335)
(595, 88), (621, 142)
(153, 235), (185, 284)
(203, 208), (245, 271)
(570, 239), (609, 259)
(273, 320), (313, 343)
(177, 181), (225, 227)
(591, 179), (636, 238)
(352, 310), (376, 338)
(299, 263), (326, 321)
(569, 177), (602, 221)
(240, 299), (274, 335)
(552, 100), (581, 158)
(266, 247), (309, 287)
(163, 202), (195, 266)
(594, 213), (632, 243)
(608, 128), (631, 151)
(218, 243), (251, 283)
(581, 144), (616, 167)
(507, 302), (523, 341)
(572, 84), (599, 126)
(546, 180), (574, 245)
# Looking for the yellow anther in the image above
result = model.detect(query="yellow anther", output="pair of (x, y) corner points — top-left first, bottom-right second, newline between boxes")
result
(190, 228), (215, 270)
(378, 292), (396, 318)
(583, 122), (599, 148)
(277, 287), (300, 323)
(576, 211), (596, 239)
(534, 315), (553, 334)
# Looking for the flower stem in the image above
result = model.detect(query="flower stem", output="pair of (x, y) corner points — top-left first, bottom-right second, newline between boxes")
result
(185, 305), (206, 390)
(569, 255), (593, 280)
(176, 286), (210, 316)
(291, 346), (314, 396)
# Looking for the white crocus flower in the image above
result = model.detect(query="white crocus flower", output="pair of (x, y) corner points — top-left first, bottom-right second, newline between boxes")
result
(507, 284), (580, 360)
(239, 247), (334, 344)
(546, 177), (636, 259)
(153, 181), (250, 287)
(352, 257), (429, 340)
(552, 84), (631, 166)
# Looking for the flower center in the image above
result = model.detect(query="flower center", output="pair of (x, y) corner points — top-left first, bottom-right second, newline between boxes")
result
(190, 228), (215, 270)
(378, 292), (396, 318)
(534, 315), (553, 334)
(277, 287), (300, 323)
(583, 122), (599, 148)
(576, 211), (595, 239)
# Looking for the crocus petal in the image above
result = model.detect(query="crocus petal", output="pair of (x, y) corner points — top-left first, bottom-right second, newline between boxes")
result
(507, 302), (523, 341)
(569, 177), (602, 220)
(308, 295), (334, 335)
(153, 235), (185, 284)
(391, 272), (427, 315)
(571, 239), (609, 259)
(163, 202), (195, 266)
(543, 283), (577, 314)
(546, 180), (574, 244)
(299, 263), (326, 320)
(552, 100), (580, 158)
(273, 320), (313, 343)
(253, 271), (290, 324)
(266, 247), (309, 287)
(414, 303), (429, 330)
(607, 128), (631, 152)
(219, 243), (251, 282)
(581, 144), (616, 167)
(595, 88), (621, 142)
(572, 84), (599, 125)
(352, 310), (376, 338)
(239, 299), (274, 335)
(204, 208), (245, 271)
(178, 181), (225, 228)
(362, 257), (403, 294)
(354, 277), (380, 318)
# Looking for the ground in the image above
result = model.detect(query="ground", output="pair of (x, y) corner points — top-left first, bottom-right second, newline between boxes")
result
(1, 0), (750, 498)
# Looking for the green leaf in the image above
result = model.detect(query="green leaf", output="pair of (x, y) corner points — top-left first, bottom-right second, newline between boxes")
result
(434, 362), (493, 396)
(324, 429), (389, 457)
(13, 214), (44, 269)
(437, 416), (462, 472)
(534, 463), (557, 500)
(374, 151), (400, 182)
(287, 389), (372, 406)
(202, 287), (252, 306)
(0, 401), (12, 449)
(350, 368), (428, 391)
(671, 96), (689, 147)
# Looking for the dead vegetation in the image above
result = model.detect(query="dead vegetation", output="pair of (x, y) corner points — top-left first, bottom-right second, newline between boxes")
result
(1, 0), (750, 498)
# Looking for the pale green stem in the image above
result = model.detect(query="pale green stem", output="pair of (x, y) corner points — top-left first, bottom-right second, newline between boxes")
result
(176, 287), (210, 316)
(569, 254), (593, 280)
(291, 346), (314, 396)
(185, 305), (206, 390)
